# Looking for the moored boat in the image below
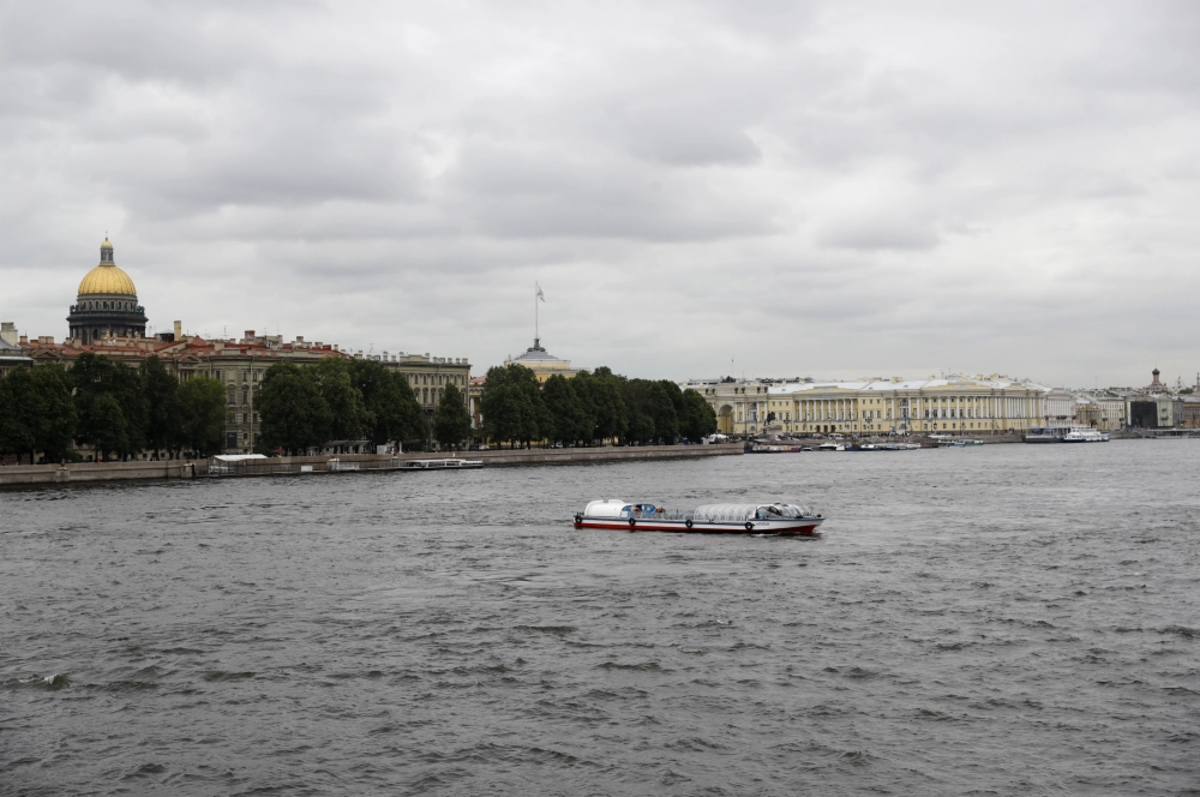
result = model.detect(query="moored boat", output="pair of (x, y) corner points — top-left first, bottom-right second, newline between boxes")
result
(573, 499), (824, 535)
(1024, 426), (1069, 443)
(1062, 426), (1109, 443)
(400, 458), (483, 470)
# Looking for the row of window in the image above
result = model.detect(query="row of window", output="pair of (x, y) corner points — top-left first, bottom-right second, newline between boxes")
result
(218, 369), (466, 385)
(75, 300), (139, 312)
(228, 413), (260, 425)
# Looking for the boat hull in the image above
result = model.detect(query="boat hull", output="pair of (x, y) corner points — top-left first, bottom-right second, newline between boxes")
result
(573, 517), (823, 536)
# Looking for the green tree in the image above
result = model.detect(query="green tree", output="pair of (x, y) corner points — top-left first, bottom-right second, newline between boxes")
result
(311, 358), (365, 445)
(256, 362), (331, 454)
(567, 370), (598, 445)
(680, 388), (718, 441)
(178, 376), (227, 455)
(650, 380), (680, 443)
(0, 369), (37, 462)
(590, 367), (627, 443)
(481, 364), (544, 448)
(87, 393), (131, 461)
(349, 360), (426, 449)
(621, 379), (657, 444)
(71, 353), (147, 460)
(142, 355), (180, 458)
(433, 382), (472, 450)
(31, 366), (77, 461)
(542, 374), (585, 445)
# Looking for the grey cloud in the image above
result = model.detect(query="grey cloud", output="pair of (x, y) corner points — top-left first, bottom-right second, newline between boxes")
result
(815, 216), (940, 252)
(2, 0), (1199, 386)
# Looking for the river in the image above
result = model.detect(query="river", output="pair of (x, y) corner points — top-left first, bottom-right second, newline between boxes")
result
(2, 440), (1198, 796)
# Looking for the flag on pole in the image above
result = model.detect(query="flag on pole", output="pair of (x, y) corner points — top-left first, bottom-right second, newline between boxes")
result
(536, 282), (545, 302)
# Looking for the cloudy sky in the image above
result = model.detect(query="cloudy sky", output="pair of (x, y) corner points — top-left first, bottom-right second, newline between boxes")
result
(2, 1), (1197, 388)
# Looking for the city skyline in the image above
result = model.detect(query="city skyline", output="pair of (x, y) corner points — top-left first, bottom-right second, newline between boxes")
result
(2, 1), (1197, 387)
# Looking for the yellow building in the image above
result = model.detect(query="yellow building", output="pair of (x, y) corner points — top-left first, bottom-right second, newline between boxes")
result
(686, 375), (1049, 437)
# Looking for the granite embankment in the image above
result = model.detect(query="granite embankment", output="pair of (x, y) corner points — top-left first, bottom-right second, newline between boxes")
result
(0, 443), (745, 487)
(0, 459), (200, 486)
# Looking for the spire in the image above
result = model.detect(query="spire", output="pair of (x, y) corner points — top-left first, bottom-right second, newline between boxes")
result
(100, 236), (114, 265)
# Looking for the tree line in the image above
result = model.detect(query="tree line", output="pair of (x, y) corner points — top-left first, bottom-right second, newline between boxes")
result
(253, 358), (470, 454)
(479, 364), (717, 448)
(0, 353), (227, 463)
(0, 354), (710, 463)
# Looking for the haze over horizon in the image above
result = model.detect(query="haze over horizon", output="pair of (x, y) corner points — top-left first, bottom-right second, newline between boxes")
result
(2, 1), (1197, 390)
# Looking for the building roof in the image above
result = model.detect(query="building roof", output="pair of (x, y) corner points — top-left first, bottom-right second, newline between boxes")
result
(765, 374), (1041, 395)
(510, 338), (568, 364)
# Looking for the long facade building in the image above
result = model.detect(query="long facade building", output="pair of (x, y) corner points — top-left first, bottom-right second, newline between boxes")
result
(687, 375), (1053, 437)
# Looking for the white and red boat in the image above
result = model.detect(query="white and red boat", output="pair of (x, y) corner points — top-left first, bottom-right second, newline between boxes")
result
(573, 499), (824, 536)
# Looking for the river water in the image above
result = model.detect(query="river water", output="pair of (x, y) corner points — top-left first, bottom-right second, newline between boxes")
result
(2, 441), (1198, 796)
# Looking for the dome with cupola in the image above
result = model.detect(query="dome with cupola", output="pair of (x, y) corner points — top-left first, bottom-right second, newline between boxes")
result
(67, 238), (148, 345)
(77, 238), (138, 296)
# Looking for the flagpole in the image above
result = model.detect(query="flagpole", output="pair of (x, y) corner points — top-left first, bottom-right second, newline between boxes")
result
(535, 282), (539, 342)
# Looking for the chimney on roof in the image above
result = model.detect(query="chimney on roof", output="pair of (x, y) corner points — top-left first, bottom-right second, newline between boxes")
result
(0, 322), (17, 346)
(19, 334), (28, 344)
(174, 321), (182, 339)
(295, 335), (304, 343)
(245, 330), (255, 340)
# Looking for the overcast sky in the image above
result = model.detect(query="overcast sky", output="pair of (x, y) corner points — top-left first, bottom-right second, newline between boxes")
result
(2, 1), (1197, 389)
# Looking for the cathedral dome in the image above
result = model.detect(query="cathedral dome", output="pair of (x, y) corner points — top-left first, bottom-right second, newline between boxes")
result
(78, 238), (137, 296)
(78, 264), (138, 296)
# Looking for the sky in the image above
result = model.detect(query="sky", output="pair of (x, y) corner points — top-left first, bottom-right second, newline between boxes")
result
(2, 1), (1198, 389)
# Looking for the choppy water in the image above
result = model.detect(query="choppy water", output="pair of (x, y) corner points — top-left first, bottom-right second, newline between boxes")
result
(2, 441), (1199, 796)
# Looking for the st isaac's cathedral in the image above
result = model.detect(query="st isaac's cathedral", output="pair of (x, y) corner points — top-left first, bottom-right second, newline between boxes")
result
(66, 238), (147, 344)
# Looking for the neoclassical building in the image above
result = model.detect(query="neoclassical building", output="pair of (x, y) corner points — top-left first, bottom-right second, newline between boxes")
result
(67, 238), (148, 344)
(686, 374), (1052, 437)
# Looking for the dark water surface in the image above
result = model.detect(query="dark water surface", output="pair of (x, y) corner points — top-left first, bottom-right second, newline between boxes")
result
(3, 442), (1198, 796)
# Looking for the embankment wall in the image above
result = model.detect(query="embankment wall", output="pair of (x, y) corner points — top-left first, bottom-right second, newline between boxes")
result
(0, 460), (199, 486)
(0, 444), (744, 486)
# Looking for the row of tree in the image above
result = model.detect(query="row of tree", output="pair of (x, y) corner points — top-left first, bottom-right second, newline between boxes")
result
(1, 355), (714, 463)
(254, 355), (451, 451)
(253, 358), (472, 454)
(0, 353), (227, 463)
(479, 364), (717, 448)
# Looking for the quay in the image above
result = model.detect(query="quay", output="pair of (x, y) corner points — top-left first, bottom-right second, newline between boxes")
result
(0, 443), (745, 487)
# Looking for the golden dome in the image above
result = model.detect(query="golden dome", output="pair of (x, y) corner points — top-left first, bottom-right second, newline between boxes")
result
(78, 263), (137, 296)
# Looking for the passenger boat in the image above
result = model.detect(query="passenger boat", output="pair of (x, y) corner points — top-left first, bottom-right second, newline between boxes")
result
(400, 458), (483, 470)
(573, 499), (824, 536)
(1062, 426), (1110, 443)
